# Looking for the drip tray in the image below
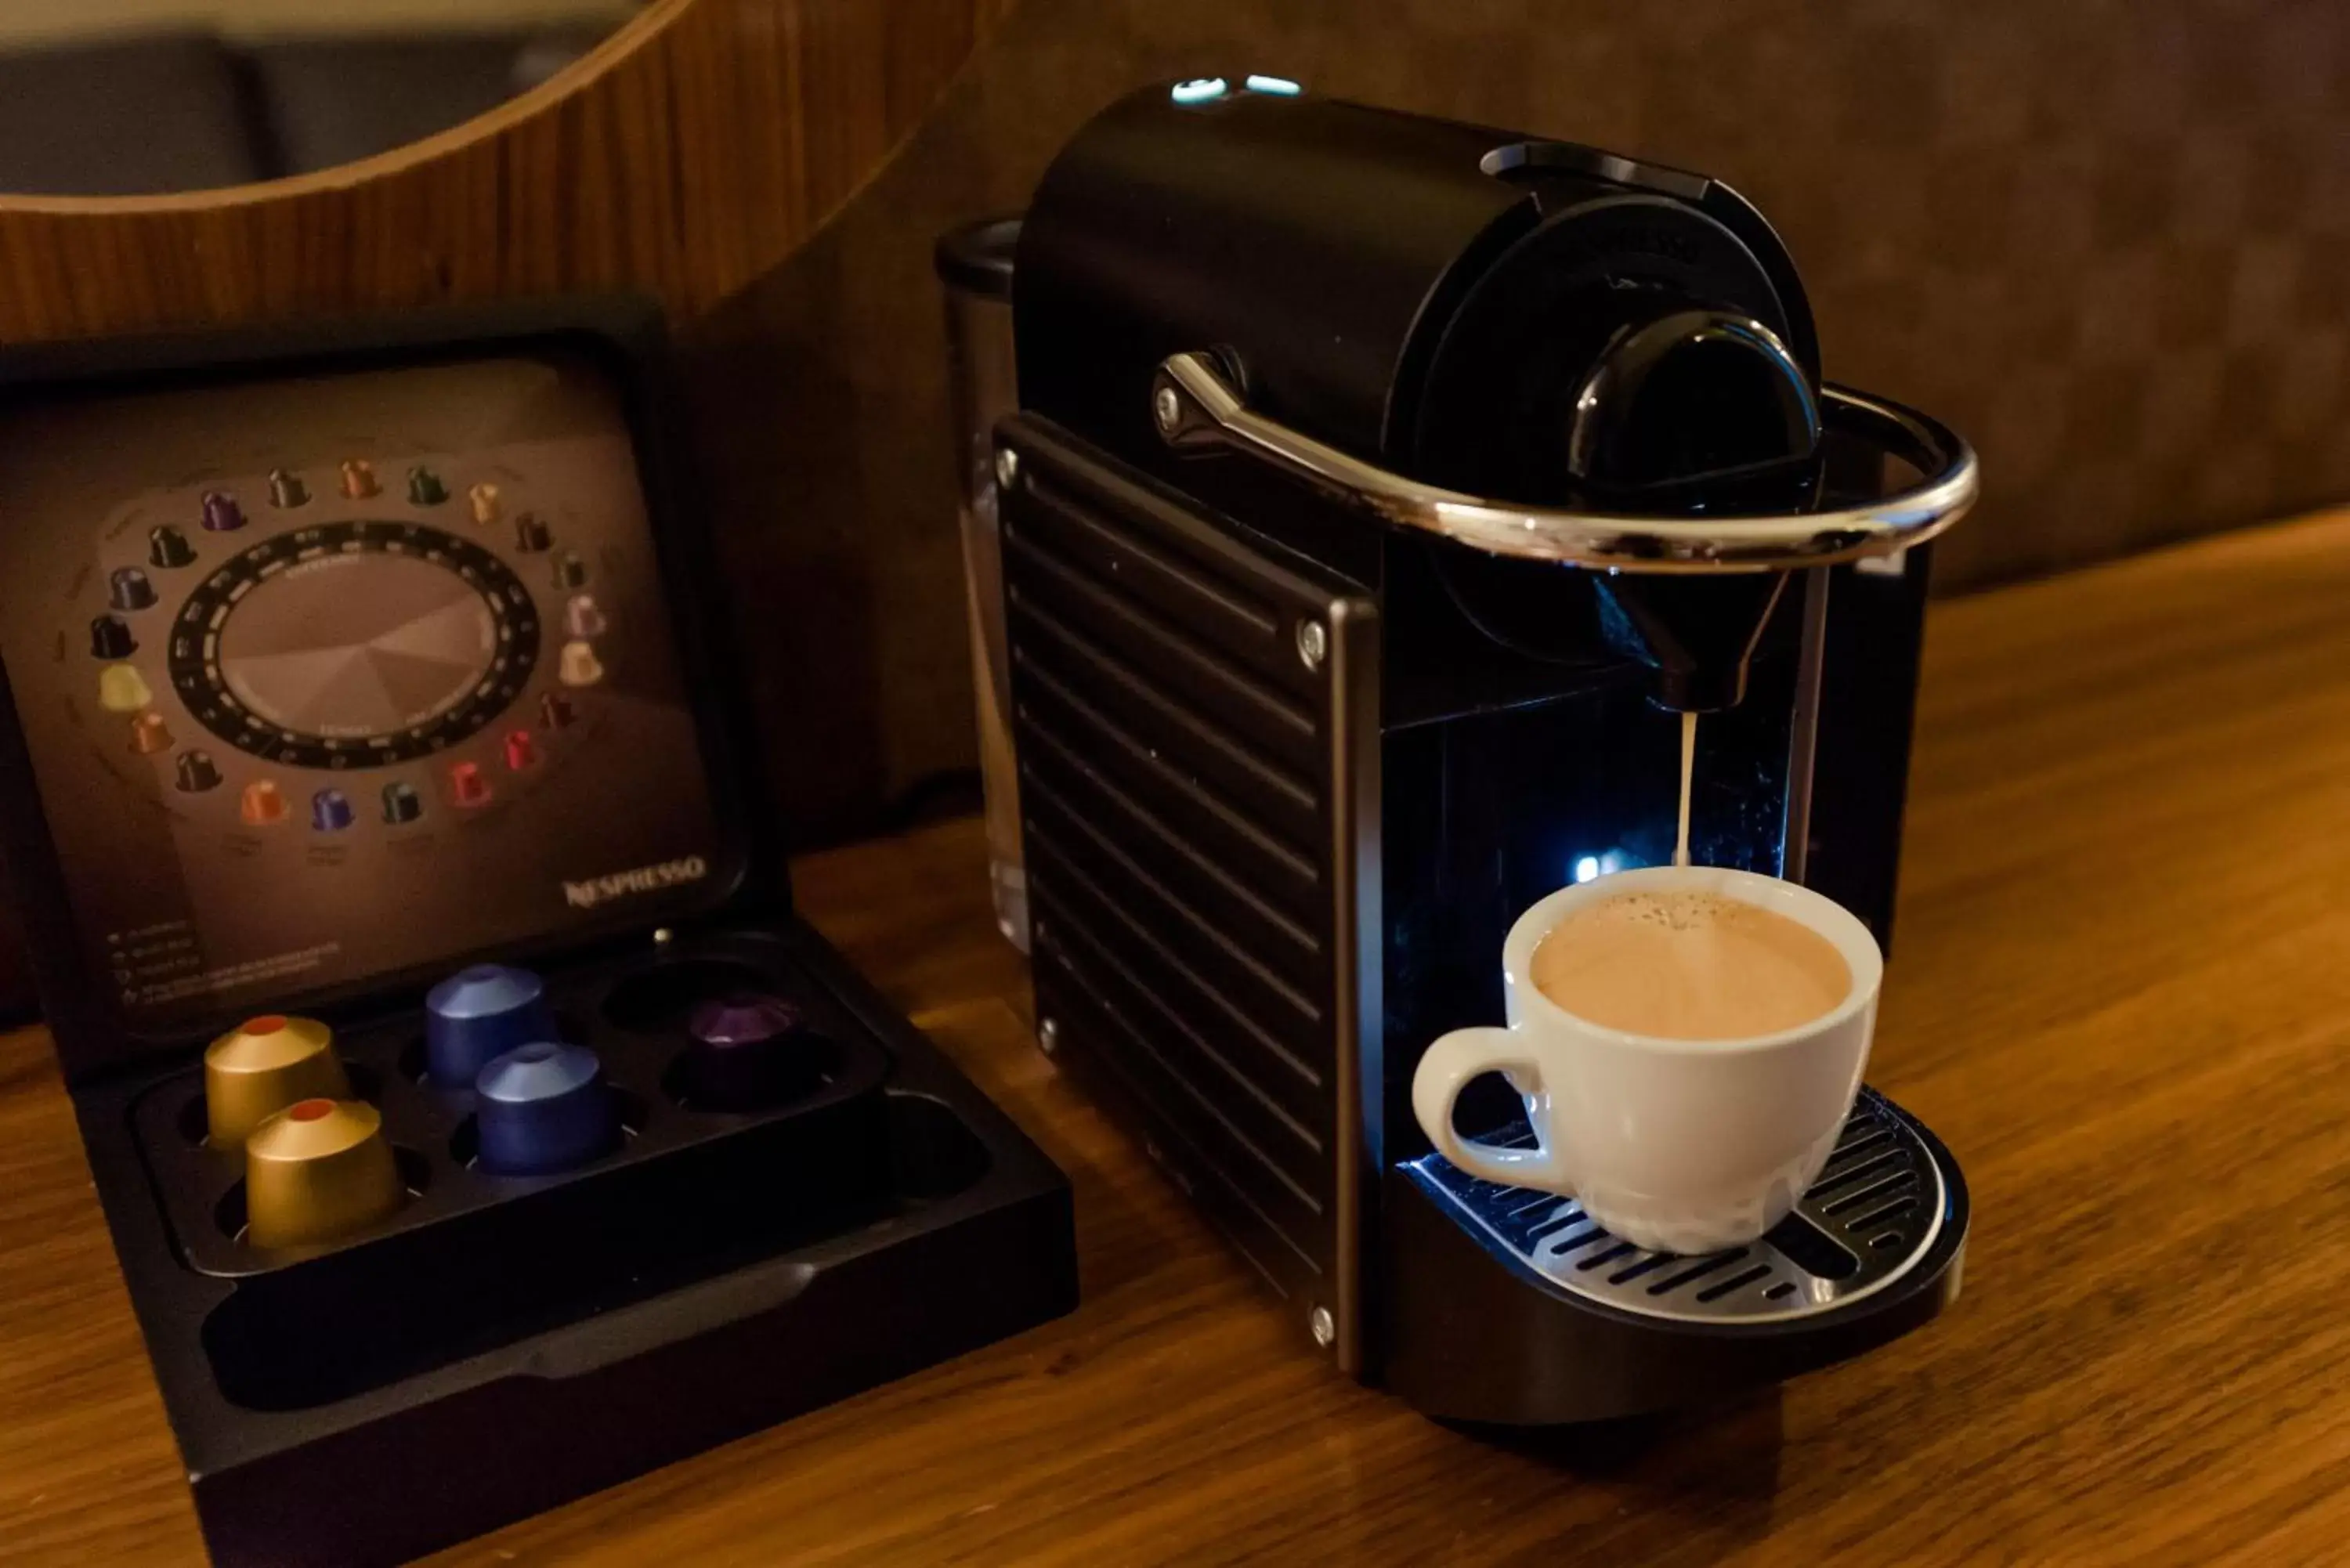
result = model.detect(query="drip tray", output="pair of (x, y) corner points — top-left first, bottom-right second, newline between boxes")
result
(1405, 1089), (1946, 1324)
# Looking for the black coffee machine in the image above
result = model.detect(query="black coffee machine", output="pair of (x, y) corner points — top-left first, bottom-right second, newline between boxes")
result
(993, 81), (1979, 1423)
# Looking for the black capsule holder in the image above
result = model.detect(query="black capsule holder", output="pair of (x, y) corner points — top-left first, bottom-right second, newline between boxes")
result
(72, 924), (1078, 1567)
(129, 934), (909, 1407)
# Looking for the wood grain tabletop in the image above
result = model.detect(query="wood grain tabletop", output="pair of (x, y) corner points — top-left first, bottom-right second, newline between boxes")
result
(5, 508), (2350, 1566)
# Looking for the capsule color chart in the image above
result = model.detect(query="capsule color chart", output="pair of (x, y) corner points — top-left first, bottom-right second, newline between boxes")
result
(0, 351), (725, 1027)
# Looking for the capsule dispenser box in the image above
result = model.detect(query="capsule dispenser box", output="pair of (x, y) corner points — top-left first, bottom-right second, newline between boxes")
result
(0, 305), (1077, 1566)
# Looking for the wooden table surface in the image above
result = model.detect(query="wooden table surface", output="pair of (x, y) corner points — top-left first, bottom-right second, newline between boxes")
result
(7, 509), (2350, 1566)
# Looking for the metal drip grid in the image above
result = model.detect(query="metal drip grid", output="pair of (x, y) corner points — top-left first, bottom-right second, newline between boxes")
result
(1406, 1089), (1946, 1324)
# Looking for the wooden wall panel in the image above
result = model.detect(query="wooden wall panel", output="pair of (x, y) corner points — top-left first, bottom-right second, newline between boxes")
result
(0, 0), (1009, 338)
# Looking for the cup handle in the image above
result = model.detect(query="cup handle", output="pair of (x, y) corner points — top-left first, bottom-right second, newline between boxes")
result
(1411, 1027), (1567, 1191)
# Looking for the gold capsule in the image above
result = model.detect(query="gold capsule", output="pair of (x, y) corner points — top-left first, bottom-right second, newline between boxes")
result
(204, 1014), (350, 1147)
(244, 1098), (403, 1249)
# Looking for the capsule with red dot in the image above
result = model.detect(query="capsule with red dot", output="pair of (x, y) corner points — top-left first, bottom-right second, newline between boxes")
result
(449, 761), (493, 807)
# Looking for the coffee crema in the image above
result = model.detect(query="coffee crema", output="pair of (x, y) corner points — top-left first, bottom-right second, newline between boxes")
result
(1530, 890), (1851, 1041)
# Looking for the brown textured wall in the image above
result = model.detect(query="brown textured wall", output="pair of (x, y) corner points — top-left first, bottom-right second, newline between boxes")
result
(682, 0), (2350, 842)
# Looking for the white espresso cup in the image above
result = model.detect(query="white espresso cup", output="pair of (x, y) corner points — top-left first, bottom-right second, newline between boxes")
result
(1410, 865), (1885, 1255)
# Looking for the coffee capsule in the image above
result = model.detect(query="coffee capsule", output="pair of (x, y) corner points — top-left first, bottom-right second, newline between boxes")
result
(310, 788), (354, 832)
(109, 567), (156, 612)
(244, 1098), (403, 1248)
(175, 750), (222, 793)
(468, 482), (501, 526)
(449, 760), (493, 807)
(540, 692), (577, 729)
(340, 459), (379, 500)
(129, 712), (173, 754)
(680, 993), (821, 1110)
(425, 963), (554, 1086)
(503, 728), (539, 771)
(268, 468), (309, 508)
(551, 549), (587, 590)
(240, 779), (287, 826)
(563, 594), (607, 639)
(201, 491), (246, 533)
(149, 524), (196, 567)
(475, 1042), (616, 1175)
(558, 640), (604, 688)
(204, 1014), (351, 1147)
(381, 780), (423, 822)
(98, 663), (153, 714)
(407, 466), (449, 506)
(513, 512), (551, 552)
(90, 614), (136, 659)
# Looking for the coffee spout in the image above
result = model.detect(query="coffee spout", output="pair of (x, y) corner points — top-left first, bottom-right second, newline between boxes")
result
(1595, 572), (1791, 713)
(1556, 307), (1817, 714)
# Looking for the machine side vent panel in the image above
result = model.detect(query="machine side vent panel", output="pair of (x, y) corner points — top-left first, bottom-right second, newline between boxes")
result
(1000, 417), (1374, 1335)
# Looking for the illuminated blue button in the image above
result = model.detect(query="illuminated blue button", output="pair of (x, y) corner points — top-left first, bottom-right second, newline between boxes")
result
(1170, 77), (1227, 104)
(1244, 74), (1301, 95)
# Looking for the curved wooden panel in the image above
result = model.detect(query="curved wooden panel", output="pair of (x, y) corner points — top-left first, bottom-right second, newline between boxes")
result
(0, 0), (1007, 341)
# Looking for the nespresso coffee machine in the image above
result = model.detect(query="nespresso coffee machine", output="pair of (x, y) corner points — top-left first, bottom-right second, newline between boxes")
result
(997, 81), (1977, 1422)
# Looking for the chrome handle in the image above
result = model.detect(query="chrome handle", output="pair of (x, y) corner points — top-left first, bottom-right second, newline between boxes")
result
(1149, 351), (1979, 573)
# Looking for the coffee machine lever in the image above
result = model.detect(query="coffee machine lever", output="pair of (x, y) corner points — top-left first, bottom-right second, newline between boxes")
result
(1000, 81), (1976, 1422)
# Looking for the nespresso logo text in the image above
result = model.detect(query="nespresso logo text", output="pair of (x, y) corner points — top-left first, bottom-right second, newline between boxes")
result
(564, 855), (710, 909)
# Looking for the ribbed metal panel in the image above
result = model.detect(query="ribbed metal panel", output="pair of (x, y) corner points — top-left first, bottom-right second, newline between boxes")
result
(997, 416), (1378, 1369)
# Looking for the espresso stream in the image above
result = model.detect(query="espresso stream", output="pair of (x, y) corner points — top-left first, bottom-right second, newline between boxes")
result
(1674, 710), (1696, 868)
(1530, 714), (1850, 1039)
(1531, 890), (1851, 1040)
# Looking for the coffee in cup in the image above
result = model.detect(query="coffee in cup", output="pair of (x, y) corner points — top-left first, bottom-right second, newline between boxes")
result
(1410, 865), (1883, 1255)
(1530, 888), (1851, 1041)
